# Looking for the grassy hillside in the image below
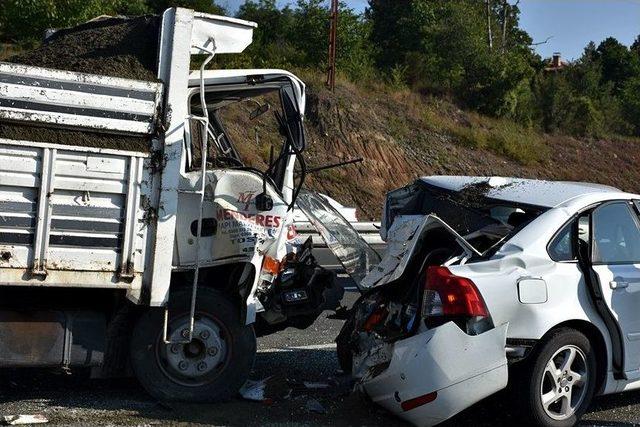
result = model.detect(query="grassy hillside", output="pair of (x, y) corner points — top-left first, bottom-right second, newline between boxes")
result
(293, 72), (640, 220)
(208, 69), (637, 220)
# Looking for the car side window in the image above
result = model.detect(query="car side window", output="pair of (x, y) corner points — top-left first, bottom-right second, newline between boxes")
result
(549, 220), (575, 261)
(592, 202), (640, 264)
(548, 215), (592, 262)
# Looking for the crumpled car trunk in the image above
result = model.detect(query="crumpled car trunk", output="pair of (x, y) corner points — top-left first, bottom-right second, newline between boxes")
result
(342, 214), (477, 380)
(319, 178), (543, 426)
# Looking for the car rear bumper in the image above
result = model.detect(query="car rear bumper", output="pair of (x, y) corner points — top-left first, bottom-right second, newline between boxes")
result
(360, 322), (509, 427)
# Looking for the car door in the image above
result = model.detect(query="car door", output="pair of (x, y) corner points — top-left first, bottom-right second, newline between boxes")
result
(590, 201), (640, 379)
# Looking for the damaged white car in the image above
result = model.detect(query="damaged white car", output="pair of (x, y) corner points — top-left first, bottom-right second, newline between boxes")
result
(300, 176), (640, 427)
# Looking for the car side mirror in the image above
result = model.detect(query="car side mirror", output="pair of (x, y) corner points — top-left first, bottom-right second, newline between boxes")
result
(255, 192), (273, 212)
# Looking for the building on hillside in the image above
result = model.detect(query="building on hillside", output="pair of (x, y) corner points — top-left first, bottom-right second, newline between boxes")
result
(544, 52), (569, 72)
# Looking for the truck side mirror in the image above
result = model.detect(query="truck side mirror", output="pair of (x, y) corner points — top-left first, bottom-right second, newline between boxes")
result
(255, 192), (273, 212)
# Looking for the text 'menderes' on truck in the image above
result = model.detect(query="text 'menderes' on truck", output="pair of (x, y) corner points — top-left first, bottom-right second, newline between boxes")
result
(0, 8), (343, 401)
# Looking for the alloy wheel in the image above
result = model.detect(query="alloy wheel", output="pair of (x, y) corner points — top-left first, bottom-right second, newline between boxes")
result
(540, 344), (589, 421)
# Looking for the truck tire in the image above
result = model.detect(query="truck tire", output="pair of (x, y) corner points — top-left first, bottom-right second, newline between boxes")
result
(512, 328), (597, 427)
(130, 287), (256, 402)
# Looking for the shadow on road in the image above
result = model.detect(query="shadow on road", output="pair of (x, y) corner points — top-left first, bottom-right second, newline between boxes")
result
(0, 348), (400, 426)
(2, 346), (640, 425)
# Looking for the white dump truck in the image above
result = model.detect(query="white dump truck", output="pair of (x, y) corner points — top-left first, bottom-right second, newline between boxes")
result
(0, 8), (348, 401)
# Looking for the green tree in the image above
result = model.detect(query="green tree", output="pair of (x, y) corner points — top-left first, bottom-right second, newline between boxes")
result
(0, 0), (150, 42)
(596, 37), (640, 92)
(621, 77), (640, 135)
(145, 0), (224, 14)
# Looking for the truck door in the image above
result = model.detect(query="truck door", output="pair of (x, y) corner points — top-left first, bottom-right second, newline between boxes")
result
(589, 201), (640, 379)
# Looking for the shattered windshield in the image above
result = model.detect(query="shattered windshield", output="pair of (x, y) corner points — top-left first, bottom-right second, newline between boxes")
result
(386, 181), (547, 254)
(296, 190), (381, 289)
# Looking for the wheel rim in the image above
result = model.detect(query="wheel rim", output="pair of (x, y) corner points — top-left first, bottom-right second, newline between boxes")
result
(540, 344), (589, 421)
(155, 313), (231, 387)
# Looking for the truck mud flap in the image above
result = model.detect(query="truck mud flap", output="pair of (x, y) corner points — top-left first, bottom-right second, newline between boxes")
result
(361, 322), (508, 427)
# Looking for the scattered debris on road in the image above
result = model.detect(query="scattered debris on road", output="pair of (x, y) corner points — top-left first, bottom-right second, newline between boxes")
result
(1, 414), (48, 425)
(303, 381), (330, 390)
(305, 398), (327, 414)
(239, 378), (271, 403)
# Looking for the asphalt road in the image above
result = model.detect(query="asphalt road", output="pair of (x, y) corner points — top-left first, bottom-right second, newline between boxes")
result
(2, 288), (640, 426)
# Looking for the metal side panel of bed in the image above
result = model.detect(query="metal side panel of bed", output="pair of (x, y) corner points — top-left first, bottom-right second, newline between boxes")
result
(0, 139), (152, 289)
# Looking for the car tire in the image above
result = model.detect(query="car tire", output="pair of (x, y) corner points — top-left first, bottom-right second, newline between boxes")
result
(512, 328), (597, 427)
(130, 287), (256, 402)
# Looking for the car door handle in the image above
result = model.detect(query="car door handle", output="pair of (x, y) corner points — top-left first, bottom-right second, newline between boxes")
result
(610, 280), (629, 289)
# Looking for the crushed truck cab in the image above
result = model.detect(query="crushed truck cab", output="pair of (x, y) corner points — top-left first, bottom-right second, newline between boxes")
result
(0, 8), (342, 402)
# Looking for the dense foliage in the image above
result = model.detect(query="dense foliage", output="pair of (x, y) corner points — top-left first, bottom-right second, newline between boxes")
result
(1, 0), (640, 138)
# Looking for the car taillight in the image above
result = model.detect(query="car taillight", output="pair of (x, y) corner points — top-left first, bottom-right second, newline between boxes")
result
(422, 266), (490, 331)
(363, 306), (388, 332)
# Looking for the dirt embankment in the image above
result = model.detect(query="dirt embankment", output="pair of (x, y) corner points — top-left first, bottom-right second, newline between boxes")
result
(292, 78), (640, 220)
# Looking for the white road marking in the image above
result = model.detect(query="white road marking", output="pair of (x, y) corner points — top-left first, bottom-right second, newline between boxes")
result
(259, 343), (337, 353)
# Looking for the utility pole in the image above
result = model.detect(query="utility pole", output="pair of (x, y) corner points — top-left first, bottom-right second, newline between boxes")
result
(326, 0), (338, 91)
(486, 0), (493, 49)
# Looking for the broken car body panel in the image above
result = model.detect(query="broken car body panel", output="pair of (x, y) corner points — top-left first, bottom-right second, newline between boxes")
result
(361, 322), (508, 427)
(360, 215), (478, 289)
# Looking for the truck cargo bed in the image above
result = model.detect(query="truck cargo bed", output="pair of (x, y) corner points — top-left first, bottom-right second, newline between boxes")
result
(0, 138), (152, 290)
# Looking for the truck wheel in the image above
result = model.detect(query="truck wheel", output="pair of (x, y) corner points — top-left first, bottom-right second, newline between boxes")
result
(130, 288), (256, 402)
(513, 328), (596, 427)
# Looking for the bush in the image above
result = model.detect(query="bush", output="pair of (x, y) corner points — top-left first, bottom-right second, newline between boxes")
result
(559, 96), (604, 138)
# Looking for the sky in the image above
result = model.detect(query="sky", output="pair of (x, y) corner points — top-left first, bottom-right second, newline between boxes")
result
(220, 0), (640, 60)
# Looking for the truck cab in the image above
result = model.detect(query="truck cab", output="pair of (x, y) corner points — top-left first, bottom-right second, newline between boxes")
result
(0, 8), (341, 402)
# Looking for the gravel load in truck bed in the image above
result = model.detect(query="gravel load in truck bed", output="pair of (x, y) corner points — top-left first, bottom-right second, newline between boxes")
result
(6, 15), (161, 81)
(0, 15), (161, 152)
(0, 122), (150, 152)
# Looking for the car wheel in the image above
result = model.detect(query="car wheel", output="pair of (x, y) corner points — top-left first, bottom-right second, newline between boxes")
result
(513, 328), (597, 427)
(130, 287), (256, 402)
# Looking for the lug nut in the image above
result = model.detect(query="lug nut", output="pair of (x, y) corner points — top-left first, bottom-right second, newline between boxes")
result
(178, 361), (188, 371)
(181, 329), (190, 339)
(565, 386), (570, 392)
(208, 347), (218, 356)
(170, 345), (179, 354)
(200, 330), (210, 339)
(568, 376), (573, 381)
(197, 362), (207, 372)
(558, 387), (562, 393)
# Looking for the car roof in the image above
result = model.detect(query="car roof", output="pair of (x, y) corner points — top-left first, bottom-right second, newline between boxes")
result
(420, 176), (625, 208)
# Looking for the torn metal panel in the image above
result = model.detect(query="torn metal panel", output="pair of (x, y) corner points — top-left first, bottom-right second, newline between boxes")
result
(361, 323), (508, 427)
(360, 215), (477, 289)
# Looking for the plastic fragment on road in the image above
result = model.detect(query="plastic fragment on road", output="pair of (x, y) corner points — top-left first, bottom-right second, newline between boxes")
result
(303, 381), (330, 389)
(306, 398), (327, 414)
(1, 415), (49, 425)
(239, 378), (270, 402)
